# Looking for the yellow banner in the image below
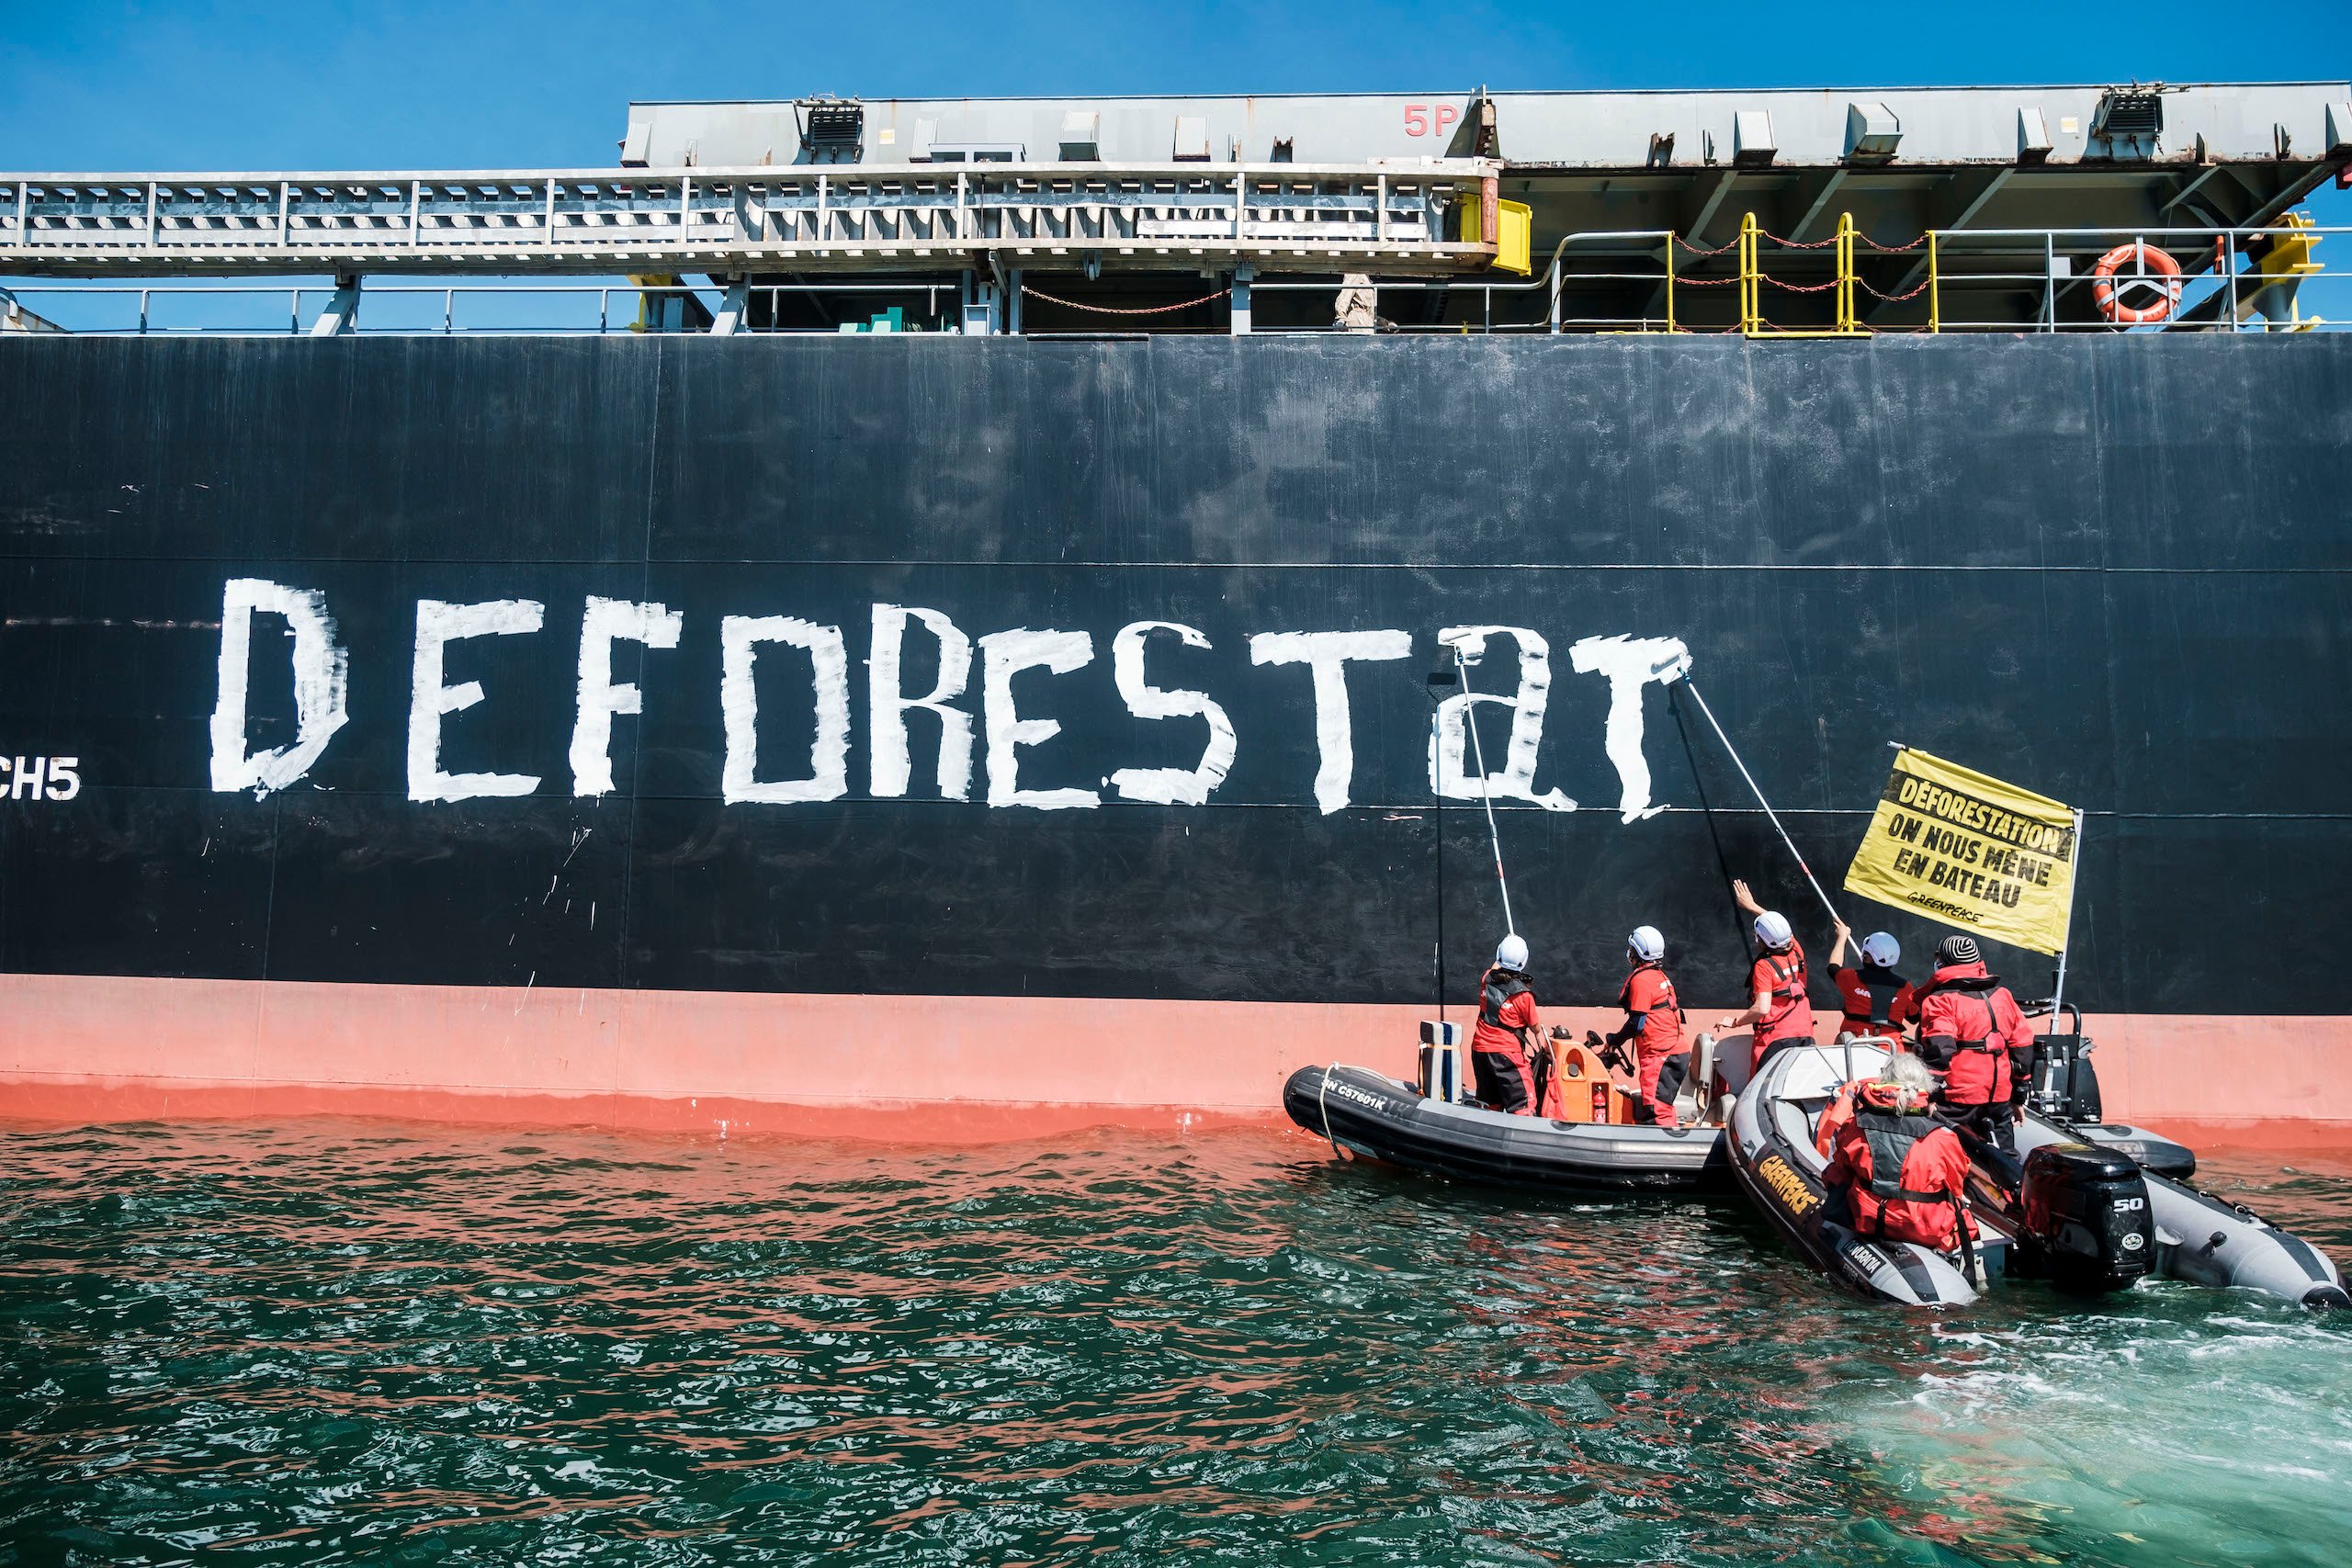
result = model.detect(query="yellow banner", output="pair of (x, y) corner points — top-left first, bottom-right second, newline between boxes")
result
(1842, 748), (2078, 955)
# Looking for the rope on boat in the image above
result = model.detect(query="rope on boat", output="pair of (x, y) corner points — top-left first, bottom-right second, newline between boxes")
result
(1675, 676), (1845, 929)
(1316, 1065), (1349, 1160)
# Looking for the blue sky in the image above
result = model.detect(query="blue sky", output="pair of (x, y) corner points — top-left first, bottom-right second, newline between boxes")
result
(4, 1), (2347, 169)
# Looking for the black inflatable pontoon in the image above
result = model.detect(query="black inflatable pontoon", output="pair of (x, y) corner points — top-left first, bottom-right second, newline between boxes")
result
(1283, 1063), (1730, 1193)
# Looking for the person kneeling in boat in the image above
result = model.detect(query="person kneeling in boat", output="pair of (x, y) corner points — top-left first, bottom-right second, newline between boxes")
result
(1915, 934), (2034, 1154)
(1603, 925), (1689, 1128)
(1821, 1054), (1978, 1259)
(1828, 919), (1917, 1047)
(1713, 879), (1816, 1073)
(1472, 933), (1543, 1114)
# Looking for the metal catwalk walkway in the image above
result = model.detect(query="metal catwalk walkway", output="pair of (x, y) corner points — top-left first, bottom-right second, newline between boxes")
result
(0, 162), (1499, 278)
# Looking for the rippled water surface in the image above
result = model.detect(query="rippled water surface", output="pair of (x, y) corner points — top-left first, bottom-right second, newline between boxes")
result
(3, 1122), (2348, 1565)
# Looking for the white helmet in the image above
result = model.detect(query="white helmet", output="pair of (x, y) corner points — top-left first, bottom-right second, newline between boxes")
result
(1860, 931), (1901, 967)
(1753, 909), (1793, 950)
(1628, 925), (1666, 964)
(1494, 933), (1529, 972)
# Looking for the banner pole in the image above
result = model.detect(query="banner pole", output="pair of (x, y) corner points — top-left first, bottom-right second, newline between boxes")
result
(2045, 807), (2085, 1033)
(1676, 676), (1842, 928)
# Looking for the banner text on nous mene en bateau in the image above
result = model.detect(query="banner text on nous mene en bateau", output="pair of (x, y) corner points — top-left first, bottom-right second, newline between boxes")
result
(1842, 749), (2077, 955)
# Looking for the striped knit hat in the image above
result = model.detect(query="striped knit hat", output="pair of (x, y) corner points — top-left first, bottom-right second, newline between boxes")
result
(1936, 934), (1982, 967)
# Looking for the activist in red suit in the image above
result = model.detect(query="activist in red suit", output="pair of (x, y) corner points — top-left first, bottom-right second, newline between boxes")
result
(1914, 933), (2035, 1152)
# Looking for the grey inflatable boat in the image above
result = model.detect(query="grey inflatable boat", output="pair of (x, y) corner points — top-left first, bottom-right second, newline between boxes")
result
(1731, 1039), (2348, 1309)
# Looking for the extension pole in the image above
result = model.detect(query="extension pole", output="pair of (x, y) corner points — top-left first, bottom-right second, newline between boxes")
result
(1426, 658), (1460, 1023)
(1453, 647), (1516, 934)
(1668, 682), (1752, 955)
(1675, 675), (1841, 928)
(1432, 716), (1448, 1027)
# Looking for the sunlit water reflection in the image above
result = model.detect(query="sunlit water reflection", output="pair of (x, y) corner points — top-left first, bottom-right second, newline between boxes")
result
(2, 1122), (2346, 1563)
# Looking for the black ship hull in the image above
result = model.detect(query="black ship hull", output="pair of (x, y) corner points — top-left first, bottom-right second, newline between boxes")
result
(1, 334), (2345, 1134)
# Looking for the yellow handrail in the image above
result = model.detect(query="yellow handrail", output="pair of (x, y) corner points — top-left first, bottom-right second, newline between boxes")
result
(1737, 211), (1869, 338)
(1928, 231), (1940, 333)
(1738, 212), (1760, 333)
(1834, 212), (1858, 333)
(1666, 231), (1678, 333)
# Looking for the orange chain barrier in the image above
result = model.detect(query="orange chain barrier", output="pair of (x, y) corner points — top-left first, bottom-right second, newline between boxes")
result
(1020, 286), (1230, 316)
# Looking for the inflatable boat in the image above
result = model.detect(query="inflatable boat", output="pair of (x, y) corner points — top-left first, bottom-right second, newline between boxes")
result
(1731, 1039), (2349, 1309)
(1282, 1062), (1731, 1193)
(1999, 1116), (2348, 1306)
(1729, 1040), (2006, 1305)
(1283, 1022), (2190, 1198)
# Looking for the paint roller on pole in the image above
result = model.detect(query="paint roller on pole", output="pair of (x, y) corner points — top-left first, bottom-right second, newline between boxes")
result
(1654, 663), (1844, 929)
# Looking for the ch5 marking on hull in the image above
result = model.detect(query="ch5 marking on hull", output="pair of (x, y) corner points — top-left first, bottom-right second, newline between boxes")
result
(205, 579), (1692, 819)
(0, 756), (80, 801)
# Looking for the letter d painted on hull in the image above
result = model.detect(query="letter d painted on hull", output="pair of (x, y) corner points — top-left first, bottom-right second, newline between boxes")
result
(209, 578), (349, 798)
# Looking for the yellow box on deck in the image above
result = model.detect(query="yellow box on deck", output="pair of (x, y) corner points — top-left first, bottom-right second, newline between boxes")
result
(1458, 197), (1532, 276)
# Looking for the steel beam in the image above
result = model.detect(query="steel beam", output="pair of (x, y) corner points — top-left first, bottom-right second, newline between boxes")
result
(1866, 166), (2013, 323)
(709, 276), (751, 335)
(1684, 169), (1737, 249)
(309, 273), (360, 336)
(1787, 169), (1849, 243)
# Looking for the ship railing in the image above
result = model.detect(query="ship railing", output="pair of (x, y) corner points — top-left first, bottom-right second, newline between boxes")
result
(1251, 229), (1683, 334)
(5, 220), (2344, 337)
(1905, 221), (2341, 333)
(1252, 216), (2346, 336)
(0, 272), (1677, 340)
(0, 164), (1501, 277)
(0, 279), (975, 336)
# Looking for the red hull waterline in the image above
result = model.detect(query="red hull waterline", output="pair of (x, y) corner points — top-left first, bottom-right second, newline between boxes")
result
(1, 975), (2346, 1152)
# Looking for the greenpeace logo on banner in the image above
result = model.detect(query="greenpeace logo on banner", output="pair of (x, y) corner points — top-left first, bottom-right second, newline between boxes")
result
(206, 579), (1691, 820)
(1843, 747), (2078, 955)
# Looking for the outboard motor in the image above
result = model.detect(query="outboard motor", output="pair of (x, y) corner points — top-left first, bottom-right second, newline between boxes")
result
(2015, 1142), (2154, 1292)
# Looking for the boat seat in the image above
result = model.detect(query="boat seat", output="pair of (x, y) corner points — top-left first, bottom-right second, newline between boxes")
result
(1775, 1096), (1831, 1173)
(1680, 1032), (1718, 1123)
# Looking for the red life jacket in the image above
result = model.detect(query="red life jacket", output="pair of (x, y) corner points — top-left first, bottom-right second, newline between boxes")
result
(1754, 941), (1814, 1043)
(1843, 1101), (1971, 1251)
(1839, 964), (1912, 1036)
(1919, 969), (2014, 1104)
(1618, 962), (1686, 1060)
(1475, 967), (1536, 1061)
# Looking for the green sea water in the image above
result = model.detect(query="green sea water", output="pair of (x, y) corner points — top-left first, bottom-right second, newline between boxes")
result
(2, 1121), (2346, 1565)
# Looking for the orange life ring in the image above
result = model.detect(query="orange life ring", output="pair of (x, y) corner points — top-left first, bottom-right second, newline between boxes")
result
(2090, 241), (2183, 325)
